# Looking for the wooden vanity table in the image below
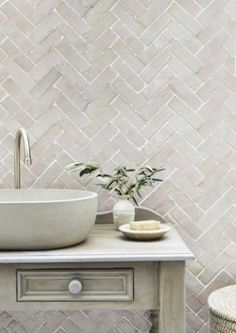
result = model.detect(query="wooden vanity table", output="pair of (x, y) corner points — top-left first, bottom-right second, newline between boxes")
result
(0, 223), (193, 333)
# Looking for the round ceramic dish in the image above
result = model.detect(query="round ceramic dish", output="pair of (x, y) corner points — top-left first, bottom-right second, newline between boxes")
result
(119, 223), (171, 240)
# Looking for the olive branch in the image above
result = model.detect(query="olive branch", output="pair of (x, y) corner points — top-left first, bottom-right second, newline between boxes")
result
(66, 163), (164, 205)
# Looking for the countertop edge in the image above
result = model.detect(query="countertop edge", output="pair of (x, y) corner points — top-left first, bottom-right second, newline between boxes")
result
(0, 253), (195, 264)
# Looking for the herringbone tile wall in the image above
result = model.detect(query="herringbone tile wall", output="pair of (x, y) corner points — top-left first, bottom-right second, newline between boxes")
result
(0, 0), (235, 332)
(0, 310), (152, 333)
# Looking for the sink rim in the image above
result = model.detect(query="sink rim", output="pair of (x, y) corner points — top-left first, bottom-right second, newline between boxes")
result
(0, 189), (97, 204)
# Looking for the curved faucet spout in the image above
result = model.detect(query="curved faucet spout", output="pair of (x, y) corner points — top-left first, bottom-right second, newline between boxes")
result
(14, 128), (32, 189)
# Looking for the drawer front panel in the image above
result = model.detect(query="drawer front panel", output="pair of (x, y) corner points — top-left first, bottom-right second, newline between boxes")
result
(17, 269), (133, 302)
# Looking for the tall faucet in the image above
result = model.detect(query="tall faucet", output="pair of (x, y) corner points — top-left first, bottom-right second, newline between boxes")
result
(14, 128), (32, 189)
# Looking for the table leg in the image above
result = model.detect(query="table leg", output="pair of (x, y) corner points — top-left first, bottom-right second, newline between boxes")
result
(158, 261), (186, 333)
(150, 310), (159, 332)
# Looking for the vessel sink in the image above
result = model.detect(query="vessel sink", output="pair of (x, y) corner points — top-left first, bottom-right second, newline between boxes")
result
(0, 189), (97, 250)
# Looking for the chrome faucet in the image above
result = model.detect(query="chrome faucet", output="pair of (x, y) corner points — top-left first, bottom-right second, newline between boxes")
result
(14, 128), (32, 189)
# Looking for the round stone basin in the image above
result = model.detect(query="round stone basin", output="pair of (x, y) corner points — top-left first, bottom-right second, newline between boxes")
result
(0, 189), (97, 250)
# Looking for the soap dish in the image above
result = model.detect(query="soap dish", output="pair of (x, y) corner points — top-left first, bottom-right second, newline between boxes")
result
(119, 223), (171, 241)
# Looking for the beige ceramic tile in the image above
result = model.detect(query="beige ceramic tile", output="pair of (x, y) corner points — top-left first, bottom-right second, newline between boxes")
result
(0, 1), (235, 332)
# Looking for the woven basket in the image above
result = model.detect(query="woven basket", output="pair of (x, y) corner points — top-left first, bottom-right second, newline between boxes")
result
(208, 285), (236, 333)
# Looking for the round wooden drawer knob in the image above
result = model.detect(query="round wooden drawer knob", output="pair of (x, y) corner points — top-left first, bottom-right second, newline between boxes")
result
(68, 280), (82, 295)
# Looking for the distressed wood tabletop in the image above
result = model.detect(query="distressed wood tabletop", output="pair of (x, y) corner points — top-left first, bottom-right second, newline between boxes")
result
(0, 224), (194, 263)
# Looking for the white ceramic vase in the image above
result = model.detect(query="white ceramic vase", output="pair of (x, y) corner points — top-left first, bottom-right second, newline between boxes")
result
(113, 196), (135, 230)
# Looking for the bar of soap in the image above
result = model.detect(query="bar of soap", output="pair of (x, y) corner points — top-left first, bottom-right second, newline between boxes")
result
(130, 220), (161, 231)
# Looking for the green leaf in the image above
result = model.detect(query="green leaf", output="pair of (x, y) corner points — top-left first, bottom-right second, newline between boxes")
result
(132, 196), (139, 206)
(99, 173), (112, 178)
(80, 165), (99, 177)
(65, 163), (84, 172)
(67, 162), (165, 204)
(124, 167), (135, 172)
(114, 188), (122, 196)
(155, 168), (165, 172)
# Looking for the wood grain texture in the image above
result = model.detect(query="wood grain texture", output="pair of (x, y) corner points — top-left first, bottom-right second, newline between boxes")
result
(159, 261), (186, 333)
(0, 224), (193, 263)
(0, 262), (158, 311)
(17, 268), (134, 302)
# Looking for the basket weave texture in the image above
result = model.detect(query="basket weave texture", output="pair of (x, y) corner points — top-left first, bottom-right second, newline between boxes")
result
(208, 285), (236, 333)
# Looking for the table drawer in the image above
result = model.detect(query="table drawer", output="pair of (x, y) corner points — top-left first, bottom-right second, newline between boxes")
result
(17, 269), (133, 302)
